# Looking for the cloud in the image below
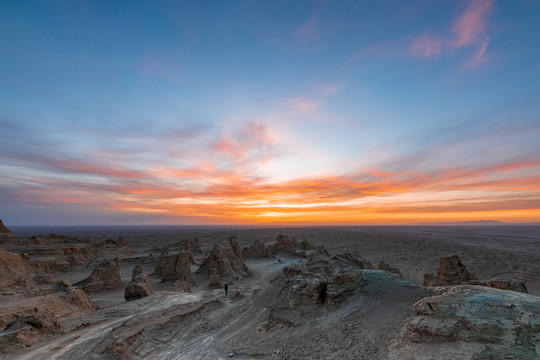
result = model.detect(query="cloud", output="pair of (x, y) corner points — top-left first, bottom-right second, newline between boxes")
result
(2, 105), (539, 225)
(410, 35), (443, 58)
(283, 97), (322, 114)
(321, 84), (341, 96)
(450, 0), (493, 67)
(352, 0), (494, 68)
(292, 13), (318, 41)
(211, 122), (275, 162)
(451, 0), (493, 48)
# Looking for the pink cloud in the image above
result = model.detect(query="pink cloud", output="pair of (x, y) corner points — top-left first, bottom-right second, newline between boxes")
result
(451, 0), (493, 47)
(283, 97), (322, 114)
(450, 0), (493, 66)
(212, 122), (275, 160)
(322, 84), (341, 96)
(410, 35), (443, 58)
(292, 14), (318, 40)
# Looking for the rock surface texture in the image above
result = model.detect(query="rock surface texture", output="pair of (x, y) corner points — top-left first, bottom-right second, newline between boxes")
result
(469, 278), (528, 293)
(0, 249), (33, 290)
(407, 285), (540, 359)
(124, 265), (154, 301)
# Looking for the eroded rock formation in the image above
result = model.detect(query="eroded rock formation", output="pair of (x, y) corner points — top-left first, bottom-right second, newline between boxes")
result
(271, 234), (297, 255)
(436, 255), (474, 284)
(74, 258), (124, 293)
(197, 237), (250, 286)
(177, 237), (202, 253)
(423, 255), (474, 286)
(154, 252), (193, 283)
(242, 239), (273, 258)
(125, 265), (154, 301)
(0, 219), (15, 238)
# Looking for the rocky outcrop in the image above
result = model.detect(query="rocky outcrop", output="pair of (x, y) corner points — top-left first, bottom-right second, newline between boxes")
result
(0, 276), (93, 352)
(154, 252), (193, 283)
(102, 236), (130, 249)
(125, 265), (154, 301)
(408, 285), (540, 359)
(287, 274), (328, 308)
(283, 251), (403, 309)
(0, 219), (15, 238)
(423, 255), (474, 286)
(422, 273), (443, 286)
(242, 239), (273, 258)
(19, 234), (97, 270)
(0, 249), (33, 290)
(298, 240), (314, 250)
(177, 237), (202, 253)
(331, 252), (373, 270)
(436, 255), (474, 284)
(469, 278), (528, 293)
(197, 237), (250, 286)
(29, 257), (71, 273)
(272, 234), (297, 255)
(378, 261), (402, 276)
(74, 258), (124, 293)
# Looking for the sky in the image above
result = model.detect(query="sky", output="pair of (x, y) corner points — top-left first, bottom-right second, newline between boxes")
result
(1, 0), (540, 226)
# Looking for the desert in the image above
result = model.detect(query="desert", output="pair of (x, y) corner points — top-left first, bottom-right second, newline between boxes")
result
(1, 221), (539, 359)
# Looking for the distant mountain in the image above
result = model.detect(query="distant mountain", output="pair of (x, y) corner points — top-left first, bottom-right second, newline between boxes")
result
(410, 220), (506, 226)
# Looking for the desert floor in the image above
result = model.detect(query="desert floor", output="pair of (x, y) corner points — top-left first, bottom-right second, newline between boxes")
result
(2, 225), (539, 359)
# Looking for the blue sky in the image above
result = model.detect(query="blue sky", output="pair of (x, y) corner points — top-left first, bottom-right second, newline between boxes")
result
(1, 0), (540, 225)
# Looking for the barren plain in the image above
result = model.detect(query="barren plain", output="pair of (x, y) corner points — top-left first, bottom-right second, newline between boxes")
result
(1, 224), (539, 359)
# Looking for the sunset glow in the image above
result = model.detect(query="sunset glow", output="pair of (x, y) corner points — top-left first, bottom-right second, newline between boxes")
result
(1, 0), (539, 225)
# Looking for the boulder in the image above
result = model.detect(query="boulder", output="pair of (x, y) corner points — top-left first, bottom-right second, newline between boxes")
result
(124, 265), (154, 301)
(435, 255), (474, 285)
(0, 219), (14, 238)
(408, 285), (540, 359)
(74, 258), (124, 293)
(154, 252), (193, 283)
